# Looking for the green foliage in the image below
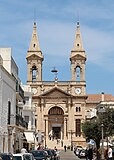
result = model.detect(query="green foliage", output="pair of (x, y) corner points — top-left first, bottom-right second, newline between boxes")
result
(98, 107), (114, 137)
(82, 107), (114, 149)
(82, 120), (101, 148)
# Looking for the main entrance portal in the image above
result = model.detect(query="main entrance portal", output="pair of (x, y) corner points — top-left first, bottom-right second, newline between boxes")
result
(48, 106), (64, 140)
(52, 127), (61, 139)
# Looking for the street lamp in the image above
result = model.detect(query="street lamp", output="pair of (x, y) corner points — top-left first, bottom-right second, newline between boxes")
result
(101, 123), (104, 160)
(98, 105), (106, 160)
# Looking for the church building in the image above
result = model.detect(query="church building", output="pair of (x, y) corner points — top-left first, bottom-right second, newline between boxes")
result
(25, 21), (114, 148)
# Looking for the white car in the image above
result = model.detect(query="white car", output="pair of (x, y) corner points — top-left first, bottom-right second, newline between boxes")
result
(13, 153), (35, 160)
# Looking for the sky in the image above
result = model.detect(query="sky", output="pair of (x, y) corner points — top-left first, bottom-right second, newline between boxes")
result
(0, 0), (114, 95)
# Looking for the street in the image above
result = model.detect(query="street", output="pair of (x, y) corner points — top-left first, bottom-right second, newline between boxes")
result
(59, 150), (86, 160)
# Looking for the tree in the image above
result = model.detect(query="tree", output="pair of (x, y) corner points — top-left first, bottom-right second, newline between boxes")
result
(82, 107), (114, 149)
(82, 120), (101, 149)
(98, 107), (114, 138)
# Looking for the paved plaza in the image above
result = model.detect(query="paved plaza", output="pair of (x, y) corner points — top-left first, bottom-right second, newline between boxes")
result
(59, 150), (85, 160)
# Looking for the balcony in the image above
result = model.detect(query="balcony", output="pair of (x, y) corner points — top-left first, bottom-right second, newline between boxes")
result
(16, 114), (28, 129)
(23, 105), (36, 112)
(16, 81), (24, 100)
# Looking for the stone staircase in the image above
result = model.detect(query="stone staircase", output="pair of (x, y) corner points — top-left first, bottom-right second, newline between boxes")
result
(46, 139), (71, 150)
(46, 139), (63, 150)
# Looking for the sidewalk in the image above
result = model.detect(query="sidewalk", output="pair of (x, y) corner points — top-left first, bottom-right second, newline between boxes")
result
(59, 149), (79, 160)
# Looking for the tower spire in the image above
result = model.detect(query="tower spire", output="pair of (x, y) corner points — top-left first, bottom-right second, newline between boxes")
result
(73, 21), (84, 51)
(26, 21), (44, 83)
(28, 21), (40, 51)
(70, 21), (87, 82)
(26, 21), (43, 59)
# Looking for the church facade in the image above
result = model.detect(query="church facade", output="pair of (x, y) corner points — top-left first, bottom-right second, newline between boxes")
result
(26, 21), (113, 148)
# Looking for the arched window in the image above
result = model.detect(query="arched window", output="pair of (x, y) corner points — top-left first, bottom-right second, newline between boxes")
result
(76, 66), (81, 81)
(32, 66), (37, 82)
(76, 107), (81, 112)
(76, 107), (78, 112)
(75, 119), (81, 136)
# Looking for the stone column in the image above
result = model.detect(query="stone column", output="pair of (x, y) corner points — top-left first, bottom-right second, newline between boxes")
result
(46, 118), (48, 139)
(64, 118), (67, 139)
(71, 62), (76, 81)
(41, 99), (44, 132)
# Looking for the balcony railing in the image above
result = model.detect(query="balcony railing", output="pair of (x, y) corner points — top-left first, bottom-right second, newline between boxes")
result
(23, 105), (36, 111)
(16, 114), (28, 129)
(16, 81), (24, 99)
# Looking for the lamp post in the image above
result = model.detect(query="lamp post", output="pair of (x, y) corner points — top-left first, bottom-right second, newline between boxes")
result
(98, 105), (106, 160)
(101, 123), (104, 160)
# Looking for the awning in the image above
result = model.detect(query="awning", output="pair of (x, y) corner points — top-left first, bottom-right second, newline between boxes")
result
(24, 132), (34, 143)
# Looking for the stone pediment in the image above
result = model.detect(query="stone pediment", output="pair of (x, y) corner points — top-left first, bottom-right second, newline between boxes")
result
(26, 51), (43, 60)
(39, 87), (71, 98)
(71, 53), (86, 60)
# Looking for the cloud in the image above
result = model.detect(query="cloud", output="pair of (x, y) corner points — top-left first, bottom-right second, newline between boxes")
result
(82, 25), (114, 70)
(0, 0), (114, 87)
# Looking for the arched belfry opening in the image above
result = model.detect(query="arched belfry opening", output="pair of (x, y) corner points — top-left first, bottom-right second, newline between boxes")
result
(32, 65), (37, 82)
(48, 106), (64, 140)
(76, 66), (81, 81)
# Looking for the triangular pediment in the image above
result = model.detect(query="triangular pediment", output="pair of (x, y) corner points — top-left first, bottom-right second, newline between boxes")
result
(26, 52), (44, 60)
(71, 53), (86, 60)
(39, 87), (71, 98)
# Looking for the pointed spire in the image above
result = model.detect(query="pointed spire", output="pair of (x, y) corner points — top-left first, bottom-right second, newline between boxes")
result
(73, 21), (84, 51)
(26, 21), (43, 60)
(28, 21), (40, 51)
(70, 21), (86, 60)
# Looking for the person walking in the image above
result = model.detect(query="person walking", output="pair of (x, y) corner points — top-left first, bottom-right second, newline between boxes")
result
(87, 148), (93, 160)
(107, 145), (112, 160)
(64, 145), (67, 152)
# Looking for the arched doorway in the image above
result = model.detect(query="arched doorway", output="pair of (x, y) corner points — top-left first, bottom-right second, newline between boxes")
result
(48, 106), (64, 140)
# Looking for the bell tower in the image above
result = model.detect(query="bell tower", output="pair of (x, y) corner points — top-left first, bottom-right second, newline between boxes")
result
(26, 22), (44, 83)
(70, 21), (87, 82)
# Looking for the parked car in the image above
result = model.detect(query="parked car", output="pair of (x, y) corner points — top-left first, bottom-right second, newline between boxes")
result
(76, 148), (83, 156)
(78, 149), (86, 159)
(45, 149), (54, 160)
(0, 153), (13, 160)
(50, 150), (60, 160)
(74, 146), (82, 155)
(30, 150), (48, 160)
(55, 151), (60, 160)
(13, 153), (35, 160)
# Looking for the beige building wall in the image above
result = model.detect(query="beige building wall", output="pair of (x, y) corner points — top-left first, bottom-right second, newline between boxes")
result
(25, 21), (114, 148)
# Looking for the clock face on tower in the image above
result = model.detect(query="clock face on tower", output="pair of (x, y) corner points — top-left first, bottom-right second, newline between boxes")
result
(75, 88), (81, 94)
(32, 88), (37, 94)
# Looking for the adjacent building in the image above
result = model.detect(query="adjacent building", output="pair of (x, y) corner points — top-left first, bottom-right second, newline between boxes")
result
(0, 48), (28, 153)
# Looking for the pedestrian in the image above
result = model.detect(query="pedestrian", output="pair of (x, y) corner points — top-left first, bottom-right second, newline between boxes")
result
(21, 148), (27, 153)
(64, 145), (67, 152)
(87, 148), (93, 160)
(49, 134), (51, 140)
(85, 148), (88, 160)
(61, 140), (63, 147)
(54, 146), (57, 151)
(107, 145), (112, 160)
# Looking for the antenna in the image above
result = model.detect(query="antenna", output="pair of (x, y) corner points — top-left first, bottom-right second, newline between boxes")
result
(51, 67), (58, 82)
(77, 9), (80, 26)
(34, 8), (36, 23)
(77, 9), (80, 22)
